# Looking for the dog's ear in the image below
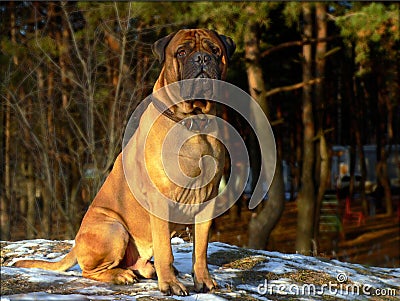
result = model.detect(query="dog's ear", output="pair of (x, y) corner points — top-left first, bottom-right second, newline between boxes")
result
(152, 32), (176, 64)
(216, 33), (236, 62)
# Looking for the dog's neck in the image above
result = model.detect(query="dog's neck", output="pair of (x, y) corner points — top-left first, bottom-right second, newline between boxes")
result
(150, 95), (212, 132)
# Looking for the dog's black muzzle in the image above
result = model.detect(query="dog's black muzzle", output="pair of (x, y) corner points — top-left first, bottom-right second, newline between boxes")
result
(183, 51), (220, 80)
(179, 51), (220, 102)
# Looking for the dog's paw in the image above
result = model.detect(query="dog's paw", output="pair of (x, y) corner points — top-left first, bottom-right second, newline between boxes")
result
(194, 276), (218, 293)
(84, 267), (139, 284)
(193, 267), (218, 293)
(159, 279), (188, 296)
(112, 268), (138, 285)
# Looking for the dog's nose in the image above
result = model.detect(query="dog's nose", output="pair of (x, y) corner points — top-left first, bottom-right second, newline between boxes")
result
(193, 52), (212, 65)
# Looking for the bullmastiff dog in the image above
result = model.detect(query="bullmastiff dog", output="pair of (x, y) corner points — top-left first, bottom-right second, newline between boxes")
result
(14, 28), (235, 295)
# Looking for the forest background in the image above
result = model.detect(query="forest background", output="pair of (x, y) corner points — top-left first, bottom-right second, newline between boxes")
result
(1, 2), (399, 266)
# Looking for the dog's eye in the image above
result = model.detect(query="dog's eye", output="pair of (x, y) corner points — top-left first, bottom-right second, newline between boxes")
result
(211, 46), (220, 56)
(177, 49), (186, 57)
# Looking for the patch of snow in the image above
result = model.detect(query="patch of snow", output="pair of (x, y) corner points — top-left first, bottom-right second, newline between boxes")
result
(1, 292), (136, 301)
(174, 294), (228, 301)
(44, 252), (62, 259)
(74, 286), (116, 295)
(171, 237), (185, 245)
(1, 240), (399, 300)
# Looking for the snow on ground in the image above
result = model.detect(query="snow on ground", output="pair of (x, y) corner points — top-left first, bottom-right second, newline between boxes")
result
(1, 239), (399, 300)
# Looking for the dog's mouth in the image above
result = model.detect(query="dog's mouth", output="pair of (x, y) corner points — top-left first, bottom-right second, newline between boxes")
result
(178, 58), (219, 117)
(180, 76), (214, 105)
(179, 105), (212, 132)
(195, 71), (213, 79)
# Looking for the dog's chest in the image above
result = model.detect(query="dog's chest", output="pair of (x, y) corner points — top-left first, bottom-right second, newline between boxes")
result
(140, 106), (225, 204)
(177, 134), (223, 176)
(169, 134), (224, 204)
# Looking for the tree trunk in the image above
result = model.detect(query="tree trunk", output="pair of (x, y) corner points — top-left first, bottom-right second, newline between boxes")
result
(377, 88), (393, 215)
(248, 159), (285, 249)
(313, 3), (326, 187)
(1, 97), (11, 240)
(42, 69), (57, 238)
(313, 3), (330, 248)
(244, 8), (269, 116)
(355, 79), (368, 214)
(313, 131), (330, 247)
(296, 2), (315, 255)
(244, 9), (285, 249)
(1, 1), (19, 241)
(25, 160), (37, 239)
(356, 133), (368, 214)
(36, 65), (53, 238)
(245, 19), (265, 204)
(57, 9), (81, 231)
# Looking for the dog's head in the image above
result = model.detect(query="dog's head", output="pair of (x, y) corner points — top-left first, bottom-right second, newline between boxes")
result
(152, 29), (235, 117)
(153, 29), (235, 82)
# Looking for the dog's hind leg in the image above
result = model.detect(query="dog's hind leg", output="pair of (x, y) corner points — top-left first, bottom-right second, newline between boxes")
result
(74, 214), (138, 285)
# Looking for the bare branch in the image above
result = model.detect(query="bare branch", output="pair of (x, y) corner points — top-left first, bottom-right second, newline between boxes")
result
(261, 36), (338, 58)
(106, 2), (132, 168)
(270, 118), (285, 126)
(265, 78), (322, 98)
(61, 1), (88, 79)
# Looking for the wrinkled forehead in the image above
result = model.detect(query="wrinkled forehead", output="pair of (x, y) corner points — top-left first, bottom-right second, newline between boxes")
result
(171, 29), (222, 48)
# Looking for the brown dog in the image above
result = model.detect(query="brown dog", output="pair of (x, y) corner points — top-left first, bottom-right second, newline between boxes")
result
(14, 29), (235, 296)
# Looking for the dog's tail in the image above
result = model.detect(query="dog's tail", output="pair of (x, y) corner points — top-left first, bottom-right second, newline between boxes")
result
(13, 247), (77, 272)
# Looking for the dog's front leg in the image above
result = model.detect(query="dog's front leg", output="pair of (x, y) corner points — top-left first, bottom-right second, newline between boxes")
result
(192, 219), (217, 292)
(150, 214), (188, 295)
